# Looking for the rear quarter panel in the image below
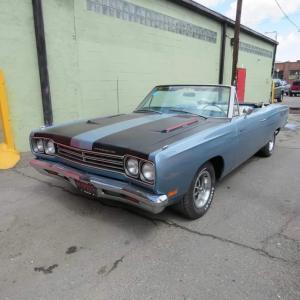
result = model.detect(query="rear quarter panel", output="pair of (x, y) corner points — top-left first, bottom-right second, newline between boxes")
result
(261, 104), (288, 141)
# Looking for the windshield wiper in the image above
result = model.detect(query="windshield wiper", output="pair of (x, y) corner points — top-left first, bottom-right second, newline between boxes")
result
(134, 108), (162, 114)
(169, 109), (207, 119)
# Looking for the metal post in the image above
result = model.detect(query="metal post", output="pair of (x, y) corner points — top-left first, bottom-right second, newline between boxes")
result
(218, 23), (227, 84)
(32, 0), (53, 126)
(271, 81), (275, 104)
(231, 0), (243, 86)
(0, 70), (20, 169)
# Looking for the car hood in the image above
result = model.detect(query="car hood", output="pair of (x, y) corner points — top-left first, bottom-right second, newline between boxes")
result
(33, 113), (227, 156)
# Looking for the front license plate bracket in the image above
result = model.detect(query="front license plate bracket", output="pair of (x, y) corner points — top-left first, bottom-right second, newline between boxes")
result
(75, 179), (97, 197)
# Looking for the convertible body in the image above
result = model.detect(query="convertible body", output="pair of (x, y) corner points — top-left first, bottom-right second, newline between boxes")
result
(30, 85), (288, 219)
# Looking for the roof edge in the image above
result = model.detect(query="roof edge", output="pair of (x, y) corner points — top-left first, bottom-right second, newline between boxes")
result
(168, 0), (278, 45)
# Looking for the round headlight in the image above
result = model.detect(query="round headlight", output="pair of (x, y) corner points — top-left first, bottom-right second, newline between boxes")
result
(36, 139), (44, 152)
(32, 140), (39, 153)
(45, 140), (55, 155)
(141, 162), (155, 182)
(125, 158), (139, 176)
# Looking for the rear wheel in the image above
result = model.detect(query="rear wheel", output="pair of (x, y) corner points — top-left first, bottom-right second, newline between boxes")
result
(258, 133), (275, 157)
(177, 162), (215, 219)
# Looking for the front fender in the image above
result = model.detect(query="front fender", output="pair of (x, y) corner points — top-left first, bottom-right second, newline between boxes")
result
(152, 122), (238, 203)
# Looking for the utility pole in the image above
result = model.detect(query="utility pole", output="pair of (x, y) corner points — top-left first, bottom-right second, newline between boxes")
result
(231, 0), (243, 86)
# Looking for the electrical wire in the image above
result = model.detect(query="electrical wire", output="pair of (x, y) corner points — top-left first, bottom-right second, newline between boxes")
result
(274, 0), (300, 31)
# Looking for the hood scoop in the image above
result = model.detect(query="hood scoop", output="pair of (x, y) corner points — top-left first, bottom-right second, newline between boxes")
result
(86, 114), (124, 125)
(161, 118), (199, 133)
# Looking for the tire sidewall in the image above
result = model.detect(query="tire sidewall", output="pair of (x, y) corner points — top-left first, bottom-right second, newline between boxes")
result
(185, 162), (216, 217)
(264, 133), (276, 156)
(268, 133), (276, 155)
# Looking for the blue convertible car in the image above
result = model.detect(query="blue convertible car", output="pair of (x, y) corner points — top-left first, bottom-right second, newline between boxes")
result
(30, 85), (288, 219)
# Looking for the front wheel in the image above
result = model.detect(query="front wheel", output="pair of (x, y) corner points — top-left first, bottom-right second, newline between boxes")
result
(177, 162), (216, 219)
(258, 133), (275, 157)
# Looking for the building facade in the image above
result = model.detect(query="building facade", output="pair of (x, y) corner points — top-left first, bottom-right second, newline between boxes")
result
(0, 0), (277, 151)
(274, 60), (300, 84)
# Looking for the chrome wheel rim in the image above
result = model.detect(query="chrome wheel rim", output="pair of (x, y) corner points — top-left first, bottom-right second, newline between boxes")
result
(268, 139), (274, 152)
(193, 170), (212, 208)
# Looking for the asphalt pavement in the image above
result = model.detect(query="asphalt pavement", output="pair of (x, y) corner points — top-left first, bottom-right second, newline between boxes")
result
(0, 97), (299, 300)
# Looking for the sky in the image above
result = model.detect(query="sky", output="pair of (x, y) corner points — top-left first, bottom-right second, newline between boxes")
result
(193, 0), (300, 62)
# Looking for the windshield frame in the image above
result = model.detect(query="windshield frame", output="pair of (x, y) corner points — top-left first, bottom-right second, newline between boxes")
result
(135, 85), (234, 119)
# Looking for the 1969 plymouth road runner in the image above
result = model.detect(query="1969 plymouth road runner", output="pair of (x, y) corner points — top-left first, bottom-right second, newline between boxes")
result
(30, 85), (288, 219)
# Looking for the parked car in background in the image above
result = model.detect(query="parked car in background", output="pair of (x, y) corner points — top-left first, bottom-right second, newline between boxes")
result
(281, 80), (290, 95)
(29, 85), (288, 219)
(289, 80), (300, 96)
(273, 79), (284, 102)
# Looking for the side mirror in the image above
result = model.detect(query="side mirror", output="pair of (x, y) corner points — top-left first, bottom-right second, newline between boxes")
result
(243, 107), (254, 117)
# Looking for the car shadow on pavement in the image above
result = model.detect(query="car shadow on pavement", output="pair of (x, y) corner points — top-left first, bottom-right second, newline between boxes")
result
(28, 153), (261, 226)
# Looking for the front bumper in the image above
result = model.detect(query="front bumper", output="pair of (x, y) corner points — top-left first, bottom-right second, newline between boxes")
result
(30, 159), (168, 214)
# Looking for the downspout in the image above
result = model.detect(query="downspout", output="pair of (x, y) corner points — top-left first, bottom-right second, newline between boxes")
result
(218, 22), (227, 84)
(32, 0), (53, 126)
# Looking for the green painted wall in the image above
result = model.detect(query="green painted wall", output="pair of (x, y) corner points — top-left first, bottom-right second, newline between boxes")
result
(0, 0), (275, 151)
(0, 0), (43, 151)
(223, 27), (274, 102)
(43, 0), (82, 123)
(73, 0), (222, 117)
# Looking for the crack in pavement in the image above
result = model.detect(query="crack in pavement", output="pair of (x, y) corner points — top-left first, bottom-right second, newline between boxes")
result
(34, 264), (58, 274)
(106, 256), (125, 276)
(153, 219), (299, 265)
(13, 168), (299, 265)
(261, 215), (298, 247)
(13, 169), (82, 198)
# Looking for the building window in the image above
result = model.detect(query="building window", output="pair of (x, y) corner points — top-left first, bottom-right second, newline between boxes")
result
(86, 0), (217, 43)
(289, 70), (300, 80)
(239, 41), (273, 59)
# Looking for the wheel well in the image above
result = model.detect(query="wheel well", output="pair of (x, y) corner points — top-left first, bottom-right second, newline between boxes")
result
(209, 156), (224, 180)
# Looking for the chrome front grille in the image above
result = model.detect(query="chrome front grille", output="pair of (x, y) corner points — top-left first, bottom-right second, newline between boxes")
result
(56, 143), (124, 173)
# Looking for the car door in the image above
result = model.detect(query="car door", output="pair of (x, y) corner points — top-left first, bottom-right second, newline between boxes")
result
(232, 108), (266, 166)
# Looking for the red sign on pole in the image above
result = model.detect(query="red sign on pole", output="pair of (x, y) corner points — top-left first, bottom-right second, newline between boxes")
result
(236, 68), (246, 103)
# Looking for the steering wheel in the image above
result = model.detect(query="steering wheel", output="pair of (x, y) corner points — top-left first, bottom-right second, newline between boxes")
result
(201, 104), (227, 117)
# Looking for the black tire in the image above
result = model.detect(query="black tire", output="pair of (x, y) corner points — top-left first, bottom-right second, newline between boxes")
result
(177, 162), (216, 219)
(258, 133), (275, 157)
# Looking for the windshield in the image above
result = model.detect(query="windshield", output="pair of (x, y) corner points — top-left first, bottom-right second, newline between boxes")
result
(136, 85), (231, 118)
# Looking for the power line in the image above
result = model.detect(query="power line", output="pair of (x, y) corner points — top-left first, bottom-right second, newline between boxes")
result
(274, 0), (300, 32)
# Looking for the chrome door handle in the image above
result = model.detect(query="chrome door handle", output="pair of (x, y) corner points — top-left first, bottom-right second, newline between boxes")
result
(260, 118), (267, 122)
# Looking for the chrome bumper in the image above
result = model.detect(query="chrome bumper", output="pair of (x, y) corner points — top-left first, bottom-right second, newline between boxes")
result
(30, 159), (168, 214)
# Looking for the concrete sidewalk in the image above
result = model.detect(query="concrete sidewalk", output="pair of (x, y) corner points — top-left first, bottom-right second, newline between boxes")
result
(0, 115), (299, 300)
